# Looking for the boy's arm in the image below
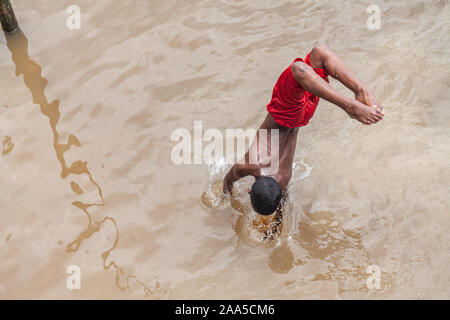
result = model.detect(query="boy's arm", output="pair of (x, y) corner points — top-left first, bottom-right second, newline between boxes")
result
(291, 62), (384, 125)
(223, 164), (254, 194)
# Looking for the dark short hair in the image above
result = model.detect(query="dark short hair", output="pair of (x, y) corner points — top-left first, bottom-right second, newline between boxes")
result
(250, 176), (283, 215)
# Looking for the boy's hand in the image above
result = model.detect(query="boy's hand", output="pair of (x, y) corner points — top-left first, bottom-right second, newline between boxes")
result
(223, 174), (233, 195)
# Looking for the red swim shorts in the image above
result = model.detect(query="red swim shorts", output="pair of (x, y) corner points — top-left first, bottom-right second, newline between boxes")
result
(266, 52), (329, 128)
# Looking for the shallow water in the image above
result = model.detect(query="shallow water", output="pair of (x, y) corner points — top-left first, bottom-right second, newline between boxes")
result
(0, 0), (449, 299)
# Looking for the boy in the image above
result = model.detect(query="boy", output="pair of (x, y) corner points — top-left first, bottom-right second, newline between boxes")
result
(223, 44), (384, 216)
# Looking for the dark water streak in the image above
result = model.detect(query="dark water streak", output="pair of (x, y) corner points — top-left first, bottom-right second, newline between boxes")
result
(5, 29), (158, 296)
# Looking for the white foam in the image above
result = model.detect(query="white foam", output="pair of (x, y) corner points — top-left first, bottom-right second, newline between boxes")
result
(291, 159), (313, 184)
(207, 157), (229, 182)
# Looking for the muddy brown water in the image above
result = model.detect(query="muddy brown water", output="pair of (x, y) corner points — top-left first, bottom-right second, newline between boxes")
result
(0, 0), (449, 299)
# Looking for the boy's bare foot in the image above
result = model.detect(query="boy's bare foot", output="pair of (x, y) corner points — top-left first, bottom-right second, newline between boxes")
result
(347, 100), (384, 125)
(355, 86), (383, 113)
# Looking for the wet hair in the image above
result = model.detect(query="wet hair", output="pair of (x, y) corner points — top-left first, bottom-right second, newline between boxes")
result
(250, 176), (283, 215)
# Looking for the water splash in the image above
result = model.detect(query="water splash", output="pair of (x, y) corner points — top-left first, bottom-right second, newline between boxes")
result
(207, 156), (229, 183)
(200, 157), (229, 212)
(201, 157), (310, 245)
(291, 159), (313, 184)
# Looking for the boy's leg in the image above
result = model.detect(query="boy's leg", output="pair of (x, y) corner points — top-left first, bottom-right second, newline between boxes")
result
(290, 59), (383, 124)
(308, 44), (383, 110)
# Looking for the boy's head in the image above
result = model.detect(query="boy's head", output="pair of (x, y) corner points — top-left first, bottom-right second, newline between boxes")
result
(249, 176), (283, 215)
